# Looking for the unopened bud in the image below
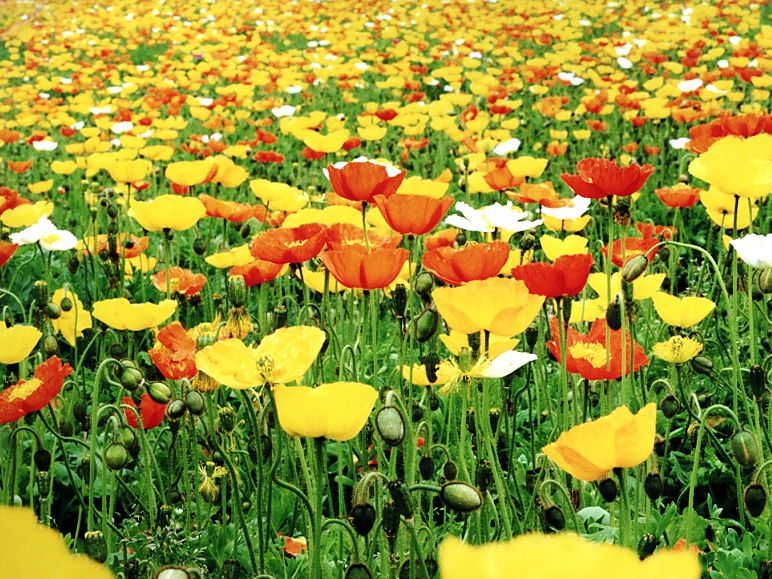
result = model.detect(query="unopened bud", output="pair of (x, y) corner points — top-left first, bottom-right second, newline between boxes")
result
(621, 254), (649, 283)
(348, 502), (376, 536)
(749, 365), (767, 398)
(644, 472), (664, 500)
(227, 275), (248, 307)
(731, 430), (759, 468)
(166, 399), (187, 420)
(660, 394), (680, 419)
(605, 296), (623, 331)
(759, 269), (772, 294)
(84, 530), (108, 563)
(387, 480), (415, 520)
(414, 308), (438, 343)
(419, 456), (435, 480)
(691, 355), (714, 376)
(185, 390), (205, 416)
(744, 483), (767, 518)
(598, 477), (618, 502)
(439, 481), (483, 513)
(414, 271), (434, 297)
(637, 533), (660, 560)
(375, 406), (405, 447)
(104, 443), (128, 471)
(391, 285), (407, 318)
(147, 382), (172, 404)
(544, 504), (565, 530)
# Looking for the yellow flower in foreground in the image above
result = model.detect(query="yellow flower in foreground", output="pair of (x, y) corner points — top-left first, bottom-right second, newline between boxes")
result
(92, 299), (176, 331)
(539, 234), (588, 261)
(688, 134), (772, 199)
(104, 159), (151, 183)
(127, 195), (206, 231)
(50, 288), (92, 346)
(570, 272), (665, 323)
(165, 158), (216, 186)
(651, 292), (715, 328)
(195, 326), (326, 389)
(0, 200), (54, 228)
(273, 382), (378, 441)
(542, 403), (656, 482)
(0, 506), (113, 579)
(438, 533), (700, 579)
(700, 188), (758, 230)
(0, 321), (41, 364)
(432, 277), (544, 336)
(652, 336), (703, 365)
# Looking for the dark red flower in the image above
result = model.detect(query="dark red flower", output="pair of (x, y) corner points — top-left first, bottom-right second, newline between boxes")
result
(320, 246), (409, 290)
(250, 223), (327, 264)
(422, 241), (509, 286)
(0, 356), (73, 424)
(123, 394), (167, 429)
(373, 194), (454, 236)
(149, 322), (198, 380)
(560, 158), (654, 199)
(325, 159), (406, 204)
(511, 254), (593, 298)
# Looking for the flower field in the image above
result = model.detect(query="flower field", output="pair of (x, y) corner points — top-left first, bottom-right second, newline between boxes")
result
(1, 0), (772, 577)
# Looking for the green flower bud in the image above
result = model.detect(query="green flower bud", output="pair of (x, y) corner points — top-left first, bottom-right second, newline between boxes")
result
(228, 275), (248, 307)
(84, 530), (108, 563)
(45, 302), (61, 319)
(104, 443), (128, 471)
(147, 382), (172, 404)
(375, 406), (405, 447)
(731, 430), (759, 468)
(621, 254), (649, 283)
(414, 308), (438, 343)
(544, 505), (565, 531)
(166, 399), (187, 420)
(691, 355), (714, 376)
(185, 390), (205, 416)
(660, 394), (680, 419)
(637, 533), (660, 560)
(344, 563), (374, 579)
(644, 472), (664, 500)
(439, 481), (483, 513)
(348, 502), (376, 536)
(387, 479), (415, 520)
(598, 477), (618, 502)
(744, 483), (767, 518)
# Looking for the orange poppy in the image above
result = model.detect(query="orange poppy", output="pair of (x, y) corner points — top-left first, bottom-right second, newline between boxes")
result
(511, 253), (593, 298)
(506, 181), (568, 208)
(0, 129), (22, 144)
(601, 237), (660, 268)
(373, 194), (454, 236)
(149, 322), (198, 380)
(80, 234), (149, 259)
(7, 160), (33, 174)
(561, 158), (654, 199)
(123, 394), (166, 429)
(422, 241), (510, 286)
(320, 246), (409, 290)
(0, 241), (18, 267)
(425, 228), (461, 251)
(230, 259), (284, 287)
(250, 223), (327, 264)
(325, 222), (402, 251)
(483, 158), (526, 191)
(254, 150), (285, 163)
(0, 187), (32, 215)
(655, 185), (701, 209)
(325, 158), (406, 204)
(0, 356), (74, 424)
(686, 112), (772, 154)
(151, 266), (207, 296)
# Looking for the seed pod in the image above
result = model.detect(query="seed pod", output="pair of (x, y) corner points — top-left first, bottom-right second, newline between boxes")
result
(348, 502), (376, 536)
(414, 272), (434, 297)
(544, 505), (565, 531)
(192, 237), (207, 256)
(414, 308), (438, 343)
(731, 430), (759, 468)
(104, 443), (128, 471)
(691, 355), (714, 376)
(644, 472), (664, 500)
(33, 280), (49, 308)
(166, 399), (187, 420)
(67, 255), (81, 274)
(744, 483), (767, 518)
(387, 480), (415, 519)
(34, 449), (52, 471)
(418, 455), (435, 480)
(147, 382), (172, 404)
(660, 394), (680, 419)
(344, 563), (373, 579)
(598, 477), (618, 502)
(185, 390), (205, 416)
(637, 533), (660, 560)
(439, 481), (483, 513)
(621, 254), (649, 283)
(442, 461), (458, 481)
(84, 530), (108, 563)
(375, 406), (405, 447)
(46, 302), (62, 319)
(121, 366), (144, 392)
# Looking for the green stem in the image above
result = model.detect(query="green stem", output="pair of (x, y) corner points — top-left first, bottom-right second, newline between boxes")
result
(310, 437), (325, 579)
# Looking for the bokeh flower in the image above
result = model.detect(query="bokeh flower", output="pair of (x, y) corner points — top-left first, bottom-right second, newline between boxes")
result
(730, 233), (772, 268)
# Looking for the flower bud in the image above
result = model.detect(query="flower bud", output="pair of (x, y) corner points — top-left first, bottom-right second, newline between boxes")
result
(84, 530), (108, 563)
(525, 323), (539, 351)
(192, 237), (208, 256)
(637, 533), (660, 560)
(44, 334), (58, 356)
(46, 302), (62, 319)
(387, 480), (415, 520)
(391, 285), (407, 318)
(104, 443), (128, 471)
(67, 255), (81, 274)
(166, 399), (187, 420)
(598, 477), (618, 502)
(414, 271), (434, 297)
(345, 563), (374, 579)
(759, 269), (772, 294)
(219, 406), (237, 432)
(120, 366), (144, 392)
(644, 472), (664, 500)
(519, 233), (536, 252)
(381, 500), (401, 539)
(439, 481), (483, 513)
(33, 280), (48, 308)
(34, 449), (52, 471)
(147, 382), (172, 404)
(121, 427), (138, 451)
(375, 406), (405, 447)
(442, 460), (458, 481)
(605, 296), (623, 331)
(185, 390), (205, 416)
(348, 502), (376, 536)
(414, 308), (438, 343)
(744, 482), (767, 518)
(660, 394), (680, 419)
(227, 275), (248, 307)
(691, 355), (713, 376)
(60, 296), (73, 312)
(731, 430), (759, 468)
(544, 504), (565, 531)
(418, 455), (435, 480)
(621, 254), (649, 283)
(749, 365), (767, 399)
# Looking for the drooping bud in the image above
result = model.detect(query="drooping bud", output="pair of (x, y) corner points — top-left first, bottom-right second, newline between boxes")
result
(84, 530), (108, 563)
(34, 449), (52, 471)
(60, 296), (73, 312)
(414, 308), (438, 343)
(605, 295), (623, 331)
(744, 483), (767, 518)
(439, 481), (483, 513)
(45, 302), (62, 319)
(418, 456), (435, 480)
(387, 480), (415, 520)
(391, 285), (407, 319)
(637, 533), (660, 560)
(120, 365), (144, 392)
(166, 399), (187, 420)
(348, 502), (376, 536)
(660, 394), (680, 419)
(621, 254), (649, 283)
(192, 237), (207, 256)
(544, 504), (565, 531)
(598, 477), (618, 502)
(442, 461), (458, 481)
(345, 563), (374, 579)
(43, 334), (58, 356)
(691, 355), (714, 376)
(731, 430), (759, 468)
(104, 443), (129, 471)
(644, 472), (664, 500)
(375, 406), (405, 447)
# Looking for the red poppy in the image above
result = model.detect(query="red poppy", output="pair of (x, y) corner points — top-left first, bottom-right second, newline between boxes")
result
(560, 158), (654, 199)
(601, 237), (660, 267)
(325, 159), (406, 204)
(255, 128), (278, 144)
(149, 322), (198, 380)
(123, 394), (167, 429)
(254, 150), (285, 163)
(342, 137), (362, 151)
(325, 222), (402, 251)
(547, 317), (648, 381)
(0, 187), (32, 215)
(425, 228), (460, 251)
(200, 194), (261, 223)
(373, 194), (454, 236)
(483, 158), (526, 191)
(422, 241), (510, 286)
(686, 112), (772, 154)
(0, 356), (74, 424)
(151, 267), (207, 296)
(301, 147), (327, 160)
(654, 186), (701, 209)
(636, 223), (677, 240)
(250, 223), (327, 264)
(0, 241), (18, 267)
(320, 246), (409, 290)
(230, 259), (284, 287)
(511, 254), (593, 298)
(7, 160), (32, 174)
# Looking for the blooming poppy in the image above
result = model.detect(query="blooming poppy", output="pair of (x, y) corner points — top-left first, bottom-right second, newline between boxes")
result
(200, 194), (263, 223)
(547, 317), (649, 380)
(422, 241), (510, 286)
(652, 336), (704, 365)
(205, 244), (254, 269)
(543, 403), (656, 482)
(437, 532), (699, 579)
(151, 267), (207, 296)
(445, 201), (542, 233)
(7, 159), (33, 174)
(104, 159), (151, 184)
(10, 216), (78, 251)
(0, 187), (32, 216)
(0, 321), (42, 364)
(650, 292), (715, 328)
(149, 322), (198, 380)
(79, 234), (149, 260)
(0, 506), (114, 579)
(699, 188), (758, 230)
(324, 222), (402, 251)
(209, 156), (249, 188)
(539, 234), (588, 261)
(127, 195), (207, 231)
(425, 228), (461, 251)
(50, 288), (92, 346)
(601, 236), (660, 268)
(730, 233), (772, 268)
(560, 158), (654, 199)
(507, 181), (566, 207)
(0, 356), (74, 424)
(481, 157), (527, 191)
(165, 159), (218, 187)
(511, 254), (593, 299)
(320, 246), (409, 290)
(230, 259), (285, 287)
(433, 277), (544, 337)
(655, 184), (701, 208)
(273, 381), (378, 441)
(570, 271), (665, 324)
(92, 299), (177, 331)
(686, 112), (772, 154)
(123, 394), (167, 429)
(688, 134), (772, 199)
(250, 223), (327, 264)
(0, 241), (17, 267)
(325, 157), (406, 204)
(250, 179), (309, 212)
(373, 193), (454, 236)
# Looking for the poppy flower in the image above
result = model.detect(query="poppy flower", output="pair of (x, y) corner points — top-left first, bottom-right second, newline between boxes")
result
(79, 234), (149, 259)
(320, 246), (409, 290)
(543, 403), (656, 482)
(200, 194), (260, 223)
(205, 244), (254, 269)
(151, 267), (207, 296)
(650, 292), (715, 328)
(104, 159), (151, 184)
(209, 156), (249, 188)
(507, 181), (565, 207)
(482, 157), (527, 191)
(250, 223), (327, 264)
(250, 179), (309, 212)
(10, 216), (78, 251)
(688, 134), (772, 199)
(560, 158), (654, 199)
(0, 356), (74, 424)
(149, 322), (198, 380)
(539, 234), (589, 261)
(422, 241), (510, 286)
(123, 394), (167, 429)
(165, 159), (218, 187)
(547, 317), (649, 380)
(7, 159), (33, 174)
(652, 336), (703, 365)
(730, 233), (772, 268)
(273, 381), (378, 441)
(433, 277), (544, 337)
(0, 321), (42, 364)
(0, 187), (32, 215)
(0, 241), (17, 267)
(325, 222), (402, 251)
(230, 259), (285, 287)
(324, 157), (406, 204)
(700, 188), (758, 230)
(50, 288), (92, 346)
(570, 271), (665, 324)
(511, 254), (593, 299)
(601, 236), (660, 268)
(127, 195), (207, 231)
(425, 228), (461, 251)
(92, 299), (177, 331)
(437, 532), (700, 579)
(373, 194), (454, 236)
(445, 201), (542, 233)
(282, 535), (308, 558)
(0, 506), (113, 579)
(655, 184), (701, 208)
(687, 112), (772, 154)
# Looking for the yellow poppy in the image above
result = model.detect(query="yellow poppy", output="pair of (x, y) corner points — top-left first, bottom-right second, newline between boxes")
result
(0, 506), (113, 579)
(205, 244), (254, 268)
(0, 321), (41, 364)
(542, 213), (591, 232)
(437, 533), (700, 579)
(1, 201), (54, 228)
(50, 160), (79, 175)
(700, 188), (758, 230)
(139, 145), (175, 161)
(539, 234), (588, 261)
(28, 180), (54, 195)
(570, 272), (665, 323)
(104, 159), (151, 183)
(688, 134), (772, 199)
(127, 195), (206, 231)
(50, 288), (92, 346)
(397, 175), (449, 199)
(92, 299), (176, 331)
(543, 403), (656, 482)
(651, 292), (715, 328)
(211, 155), (249, 188)
(164, 158), (216, 186)
(250, 179), (309, 212)
(273, 381), (378, 441)
(652, 336), (703, 365)
(298, 128), (350, 153)
(432, 277), (544, 336)
(282, 206), (362, 229)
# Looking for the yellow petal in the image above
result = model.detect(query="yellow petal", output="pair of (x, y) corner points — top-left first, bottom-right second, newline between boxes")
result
(50, 288), (92, 346)
(194, 339), (262, 390)
(127, 195), (206, 231)
(92, 299), (176, 331)
(0, 322), (42, 364)
(651, 292), (715, 328)
(254, 326), (326, 384)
